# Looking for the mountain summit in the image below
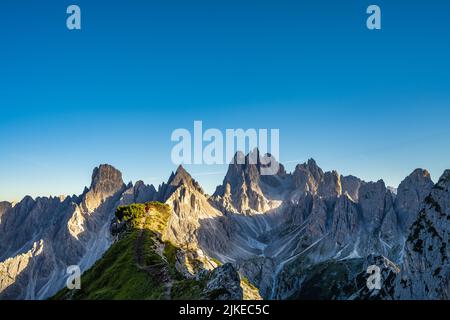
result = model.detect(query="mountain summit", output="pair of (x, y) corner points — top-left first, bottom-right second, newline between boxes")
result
(0, 156), (449, 300)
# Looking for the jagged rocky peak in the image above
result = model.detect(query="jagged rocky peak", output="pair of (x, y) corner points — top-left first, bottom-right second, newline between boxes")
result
(318, 170), (342, 198)
(158, 165), (206, 203)
(214, 151), (251, 197)
(120, 180), (157, 205)
(0, 201), (12, 214)
(162, 165), (227, 253)
(170, 165), (196, 187)
(395, 169), (450, 300)
(395, 168), (434, 232)
(213, 149), (286, 214)
(292, 158), (324, 194)
(89, 164), (125, 197)
(436, 169), (450, 189)
(134, 180), (157, 199)
(341, 175), (365, 202)
(292, 159), (343, 198)
(82, 164), (125, 211)
(216, 149), (285, 194)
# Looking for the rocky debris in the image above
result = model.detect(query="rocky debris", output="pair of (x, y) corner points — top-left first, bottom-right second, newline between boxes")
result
(204, 263), (243, 300)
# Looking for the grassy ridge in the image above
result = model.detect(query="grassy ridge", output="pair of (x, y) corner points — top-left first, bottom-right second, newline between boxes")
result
(52, 229), (166, 299)
(52, 202), (206, 300)
(52, 202), (263, 300)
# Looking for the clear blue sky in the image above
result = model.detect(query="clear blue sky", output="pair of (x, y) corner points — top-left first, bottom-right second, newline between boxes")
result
(1, 0), (449, 201)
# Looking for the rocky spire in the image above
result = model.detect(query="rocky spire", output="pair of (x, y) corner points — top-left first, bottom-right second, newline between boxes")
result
(90, 164), (125, 196)
(292, 159), (324, 194)
(213, 149), (286, 214)
(341, 175), (365, 202)
(82, 164), (125, 212)
(158, 165), (204, 202)
(119, 180), (157, 205)
(395, 168), (434, 233)
(215, 149), (285, 194)
(318, 170), (342, 198)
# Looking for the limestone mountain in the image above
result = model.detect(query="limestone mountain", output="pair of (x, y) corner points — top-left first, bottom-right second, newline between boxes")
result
(0, 153), (448, 300)
(52, 202), (257, 300)
(212, 149), (288, 214)
(394, 170), (450, 299)
(0, 164), (156, 299)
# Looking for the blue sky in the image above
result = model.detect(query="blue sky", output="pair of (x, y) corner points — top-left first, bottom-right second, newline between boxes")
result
(1, 0), (450, 201)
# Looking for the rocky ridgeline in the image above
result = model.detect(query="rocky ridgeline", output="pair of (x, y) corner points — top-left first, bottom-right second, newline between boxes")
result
(0, 164), (156, 299)
(0, 153), (448, 300)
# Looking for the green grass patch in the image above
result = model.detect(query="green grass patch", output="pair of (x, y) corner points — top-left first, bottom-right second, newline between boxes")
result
(52, 202), (208, 300)
(52, 230), (165, 300)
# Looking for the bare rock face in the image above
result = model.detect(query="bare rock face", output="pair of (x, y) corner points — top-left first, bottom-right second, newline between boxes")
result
(359, 180), (390, 233)
(1, 152), (448, 301)
(161, 166), (228, 257)
(394, 170), (450, 300)
(379, 193), (401, 252)
(318, 171), (342, 198)
(202, 155), (446, 300)
(331, 194), (359, 246)
(341, 175), (365, 202)
(0, 164), (157, 300)
(0, 201), (12, 224)
(292, 159), (323, 195)
(395, 169), (434, 233)
(213, 150), (287, 214)
(204, 263), (243, 300)
(119, 181), (157, 205)
(83, 164), (125, 211)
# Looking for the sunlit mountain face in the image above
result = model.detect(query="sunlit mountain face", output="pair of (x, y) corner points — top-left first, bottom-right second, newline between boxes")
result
(1, 154), (448, 300)
(1, 0), (450, 302)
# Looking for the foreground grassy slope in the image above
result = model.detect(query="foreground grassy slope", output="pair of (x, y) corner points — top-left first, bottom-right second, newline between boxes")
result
(53, 202), (262, 300)
(52, 202), (206, 300)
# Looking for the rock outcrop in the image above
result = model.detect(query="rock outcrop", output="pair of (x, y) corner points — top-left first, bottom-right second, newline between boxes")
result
(204, 263), (243, 300)
(394, 170), (450, 299)
(212, 150), (287, 214)
(394, 169), (434, 233)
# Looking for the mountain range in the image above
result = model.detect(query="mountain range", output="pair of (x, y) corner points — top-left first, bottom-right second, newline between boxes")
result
(0, 150), (449, 300)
